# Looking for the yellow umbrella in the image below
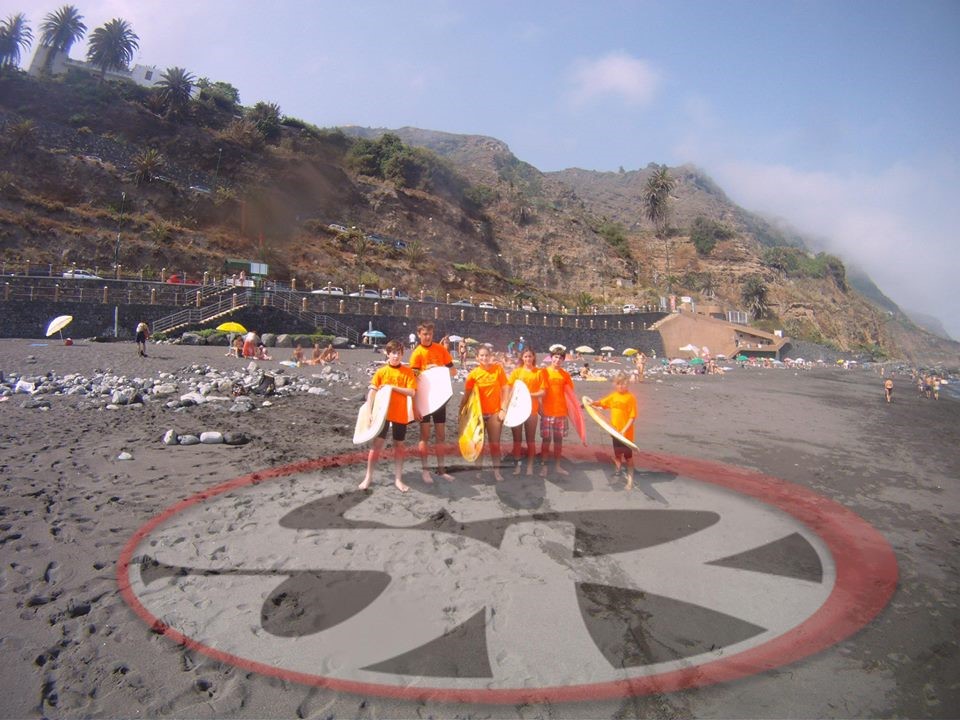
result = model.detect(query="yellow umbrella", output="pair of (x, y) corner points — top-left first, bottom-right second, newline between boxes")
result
(464, 337), (479, 345)
(622, 348), (638, 356)
(216, 321), (247, 334)
(46, 315), (73, 337)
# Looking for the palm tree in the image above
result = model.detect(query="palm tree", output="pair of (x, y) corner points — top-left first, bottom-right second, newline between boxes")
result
(741, 276), (769, 320)
(38, 5), (85, 73)
(131, 148), (163, 185)
(86, 18), (139, 82)
(642, 165), (676, 291)
(156, 66), (195, 118)
(0, 13), (33, 69)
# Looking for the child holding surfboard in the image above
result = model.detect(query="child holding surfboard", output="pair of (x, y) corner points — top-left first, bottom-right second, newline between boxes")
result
(409, 322), (456, 484)
(540, 348), (579, 477)
(507, 349), (547, 476)
(588, 372), (638, 489)
(461, 345), (510, 482)
(360, 339), (419, 493)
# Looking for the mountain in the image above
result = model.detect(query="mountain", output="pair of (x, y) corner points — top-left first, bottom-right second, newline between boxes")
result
(2, 71), (958, 365)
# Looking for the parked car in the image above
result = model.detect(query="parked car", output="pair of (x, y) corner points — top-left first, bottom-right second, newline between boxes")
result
(478, 301), (497, 310)
(451, 299), (474, 307)
(167, 274), (200, 285)
(380, 289), (411, 300)
(348, 289), (382, 299)
(312, 285), (345, 296)
(623, 303), (639, 314)
(62, 269), (101, 279)
(521, 303), (538, 312)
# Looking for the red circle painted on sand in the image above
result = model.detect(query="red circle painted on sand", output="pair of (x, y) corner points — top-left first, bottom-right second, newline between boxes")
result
(117, 446), (898, 704)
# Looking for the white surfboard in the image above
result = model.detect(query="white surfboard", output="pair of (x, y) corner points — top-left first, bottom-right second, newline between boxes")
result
(414, 365), (454, 417)
(353, 386), (393, 444)
(581, 395), (639, 451)
(503, 380), (532, 428)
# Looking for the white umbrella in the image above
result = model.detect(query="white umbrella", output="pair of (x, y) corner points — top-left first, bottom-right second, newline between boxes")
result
(575, 345), (595, 354)
(670, 358), (689, 365)
(447, 334), (463, 343)
(679, 343), (700, 353)
(46, 315), (73, 337)
(600, 345), (616, 352)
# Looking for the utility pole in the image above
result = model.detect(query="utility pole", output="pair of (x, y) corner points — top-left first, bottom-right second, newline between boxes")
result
(114, 191), (126, 277)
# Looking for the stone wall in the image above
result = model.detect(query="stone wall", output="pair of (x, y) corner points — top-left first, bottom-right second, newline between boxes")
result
(0, 300), (665, 356)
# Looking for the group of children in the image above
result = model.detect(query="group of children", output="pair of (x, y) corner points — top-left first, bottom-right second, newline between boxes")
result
(360, 322), (639, 492)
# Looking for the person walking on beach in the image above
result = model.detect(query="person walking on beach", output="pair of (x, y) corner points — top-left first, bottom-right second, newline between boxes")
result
(457, 339), (468, 368)
(884, 377), (894, 403)
(360, 339), (419, 493)
(540, 347), (576, 477)
(589, 372), (637, 489)
(409, 322), (456, 483)
(462, 345), (510, 482)
(508, 348), (546, 476)
(135, 322), (150, 357)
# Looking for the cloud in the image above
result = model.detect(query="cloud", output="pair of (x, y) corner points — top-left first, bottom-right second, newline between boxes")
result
(711, 160), (960, 337)
(566, 52), (660, 107)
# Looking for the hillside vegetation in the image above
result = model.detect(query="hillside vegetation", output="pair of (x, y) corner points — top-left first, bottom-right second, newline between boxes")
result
(1, 69), (957, 365)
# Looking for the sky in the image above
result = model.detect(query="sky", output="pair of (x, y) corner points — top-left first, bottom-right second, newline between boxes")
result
(8, 0), (960, 338)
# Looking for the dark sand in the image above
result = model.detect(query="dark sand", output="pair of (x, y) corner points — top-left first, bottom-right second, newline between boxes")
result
(0, 340), (957, 718)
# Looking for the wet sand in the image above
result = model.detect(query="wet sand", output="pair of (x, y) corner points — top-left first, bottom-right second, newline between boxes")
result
(0, 339), (957, 718)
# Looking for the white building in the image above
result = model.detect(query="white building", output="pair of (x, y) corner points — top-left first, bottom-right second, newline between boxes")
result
(28, 46), (164, 90)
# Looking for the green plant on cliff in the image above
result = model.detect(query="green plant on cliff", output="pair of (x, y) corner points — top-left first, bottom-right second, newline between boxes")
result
(741, 275), (769, 320)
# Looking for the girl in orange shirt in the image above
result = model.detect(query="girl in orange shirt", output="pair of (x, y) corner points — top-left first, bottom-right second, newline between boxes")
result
(461, 345), (509, 482)
(589, 372), (638, 489)
(507, 348), (547, 476)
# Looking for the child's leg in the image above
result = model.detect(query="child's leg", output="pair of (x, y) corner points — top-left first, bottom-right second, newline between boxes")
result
(393, 440), (409, 493)
(539, 436), (552, 477)
(524, 416), (538, 475)
(624, 450), (635, 489)
(360, 436), (386, 490)
(487, 415), (504, 482)
(511, 426), (523, 464)
(418, 420), (433, 484)
(553, 434), (568, 475)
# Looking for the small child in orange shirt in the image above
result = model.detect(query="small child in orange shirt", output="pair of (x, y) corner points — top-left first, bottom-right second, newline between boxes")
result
(461, 345), (509, 482)
(360, 339), (419, 493)
(589, 372), (638, 489)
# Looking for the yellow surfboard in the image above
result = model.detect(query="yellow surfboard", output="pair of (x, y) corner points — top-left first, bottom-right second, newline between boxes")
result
(458, 388), (484, 462)
(581, 395), (639, 451)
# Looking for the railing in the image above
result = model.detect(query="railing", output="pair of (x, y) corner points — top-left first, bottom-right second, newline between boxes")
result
(152, 295), (251, 334)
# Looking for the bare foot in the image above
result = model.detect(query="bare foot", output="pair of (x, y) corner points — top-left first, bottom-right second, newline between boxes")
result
(539, 465), (548, 478)
(395, 479), (410, 493)
(512, 462), (521, 476)
(421, 470), (434, 484)
(525, 464), (534, 476)
(555, 465), (570, 476)
(439, 471), (455, 482)
(358, 478), (372, 490)
(625, 480), (634, 490)
(494, 471), (505, 483)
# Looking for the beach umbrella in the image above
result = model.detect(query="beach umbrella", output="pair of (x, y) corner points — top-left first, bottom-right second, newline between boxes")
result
(575, 345), (595, 354)
(679, 343), (700, 354)
(464, 337), (479, 345)
(715, 353), (727, 360)
(45, 315), (73, 337)
(736, 354), (748, 362)
(669, 358), (689, 365)
(622, 348), (638, 356)
(549, 343), (567, 354)
(447, 334), (463, 342)
(600, 345), (615, 352)
(689, 357), (705, 365)
(216, 321), (246, 334)
(363, 330), (386, 339)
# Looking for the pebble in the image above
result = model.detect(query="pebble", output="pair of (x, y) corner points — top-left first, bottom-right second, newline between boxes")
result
(117, 451), (133, 461)
(199, 431), (224, 444)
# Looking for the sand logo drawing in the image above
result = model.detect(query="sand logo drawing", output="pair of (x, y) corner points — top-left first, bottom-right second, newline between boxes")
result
(119, 450), (897, 703)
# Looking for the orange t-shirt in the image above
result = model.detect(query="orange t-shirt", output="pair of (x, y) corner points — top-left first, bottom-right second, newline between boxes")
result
(370, 363), (417, 424)
(465, 363), (508, 415)
(596, 390), (638, 441)
(541, 365), (573, 418)
(409, 342), (453, 373)
(508, 365), (547, 415)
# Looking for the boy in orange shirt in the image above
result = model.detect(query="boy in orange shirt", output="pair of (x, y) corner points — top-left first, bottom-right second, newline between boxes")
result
(461, 345), (510, 482)
(507, 348), (547, 476)
(540, 348), (575, 477)
(589, 372), (638, 489)
(360, 339), (419, 493)
(408, 322), (457, 484)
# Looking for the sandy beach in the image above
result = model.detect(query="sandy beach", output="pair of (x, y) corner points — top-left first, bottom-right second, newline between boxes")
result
(0, 338), (957, 719)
